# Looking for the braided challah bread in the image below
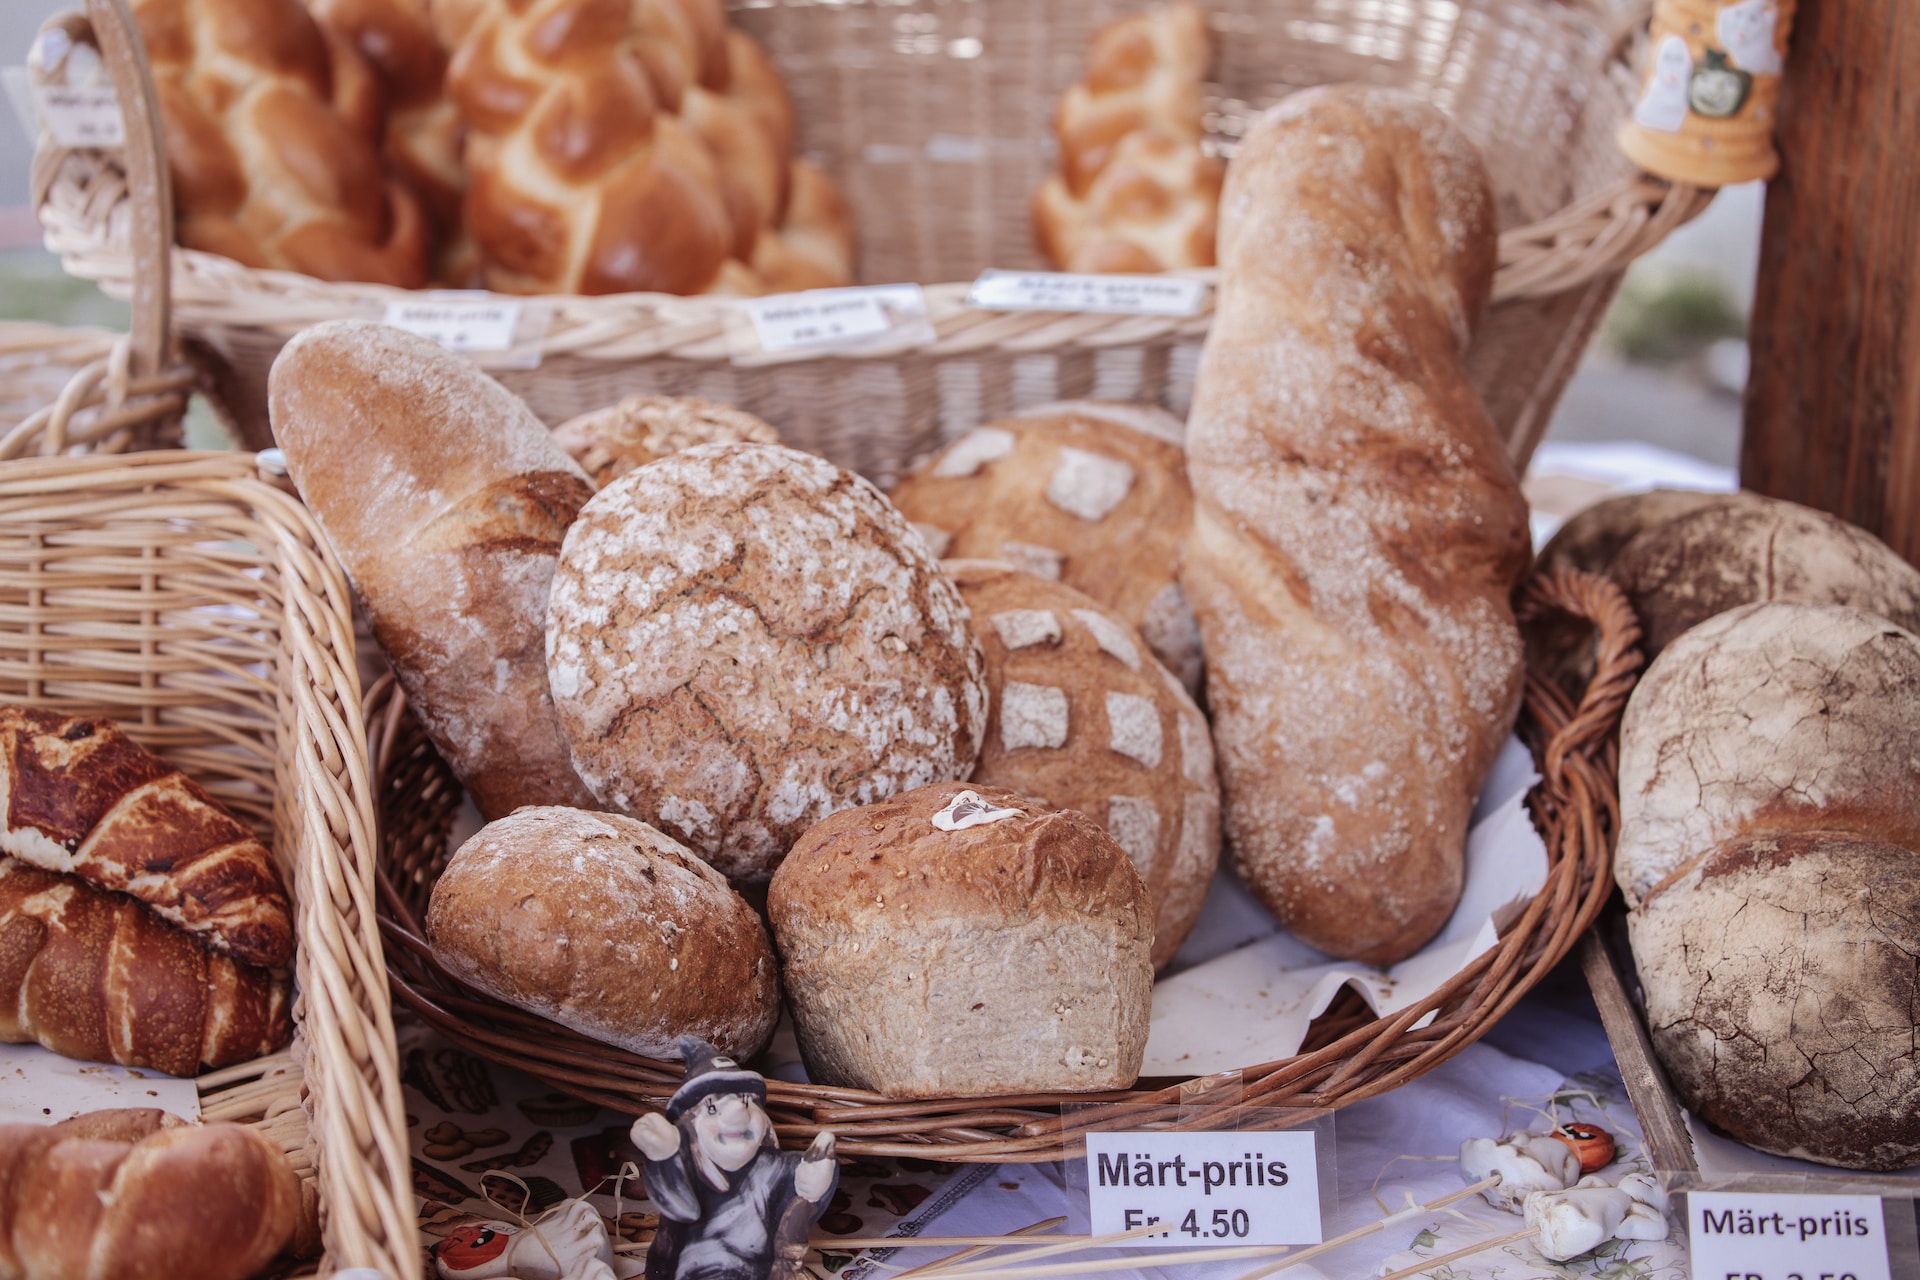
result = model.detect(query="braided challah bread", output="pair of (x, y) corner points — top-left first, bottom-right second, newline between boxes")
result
(131, 0), (430, 287)
(1033, 1), (1222, 273)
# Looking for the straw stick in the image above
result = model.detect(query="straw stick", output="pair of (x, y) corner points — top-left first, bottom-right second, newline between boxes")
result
(817, 1227), (1067, 1250)
(1223, 1174), (1503, 1280)
(906, 1244), (1293, 1279)
(1373, 1225), (1536, 1280)
(889, 1218), (1068, 1280)
(912, 1217), (1211, 1276)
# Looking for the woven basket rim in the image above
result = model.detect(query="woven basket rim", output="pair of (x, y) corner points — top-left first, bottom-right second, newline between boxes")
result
(0, 449), (418, 1280)
(366, 566), (1644, 1163)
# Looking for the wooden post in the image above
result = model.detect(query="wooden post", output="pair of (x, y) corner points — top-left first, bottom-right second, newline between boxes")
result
(1740, 0), (1920, 564)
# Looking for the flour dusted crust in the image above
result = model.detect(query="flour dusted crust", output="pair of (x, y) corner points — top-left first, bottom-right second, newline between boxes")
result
(1177, 87), (1529, 966)
(551, 394), (781, 490)
(766, 781), (1152, 1098)
(269, 320), (598, 821)
(425, 807), (778, 1059)
(947, 560), (1219, 968)
(890, 402), (1202, 693)
(545, 443), (988, 883)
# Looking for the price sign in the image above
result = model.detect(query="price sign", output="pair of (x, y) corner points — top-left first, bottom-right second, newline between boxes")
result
(1688, 1192), (1891, 1280)
(33, 83), (124, 148)
(744, 289), (894, 353)
(382, 295), (522, 353)
(1084, 1130), (1321, 1248)
(966, 270), (1210, 317)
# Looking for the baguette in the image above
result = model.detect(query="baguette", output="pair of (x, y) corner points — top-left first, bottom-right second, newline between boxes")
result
(1178, 86), (1529, 964)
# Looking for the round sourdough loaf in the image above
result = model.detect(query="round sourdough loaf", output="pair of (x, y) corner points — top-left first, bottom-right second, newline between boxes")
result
(425, 807), (778, 1059)
(767, 781), (1153, 1098)
(888, 403), (1202, 693)
(551, 394), (780, 490)
(946, 560), (1219, 968)
(545, 443), (988, 884)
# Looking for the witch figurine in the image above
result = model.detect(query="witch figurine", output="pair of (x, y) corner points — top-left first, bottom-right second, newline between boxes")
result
(631, 1038), (838, 1280)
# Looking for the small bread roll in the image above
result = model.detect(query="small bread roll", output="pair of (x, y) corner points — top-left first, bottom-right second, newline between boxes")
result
(545, 443), (988, 884)
(551, 395), (781, 490)
(947, 560), (1219, 968)
(889, 403), (1202, 693)
(426, 807), (779, 1060)
(767, 781), (1153, 1098)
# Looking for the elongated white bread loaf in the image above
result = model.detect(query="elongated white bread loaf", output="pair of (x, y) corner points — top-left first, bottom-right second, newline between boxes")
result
(1179, 86), (1530, 965)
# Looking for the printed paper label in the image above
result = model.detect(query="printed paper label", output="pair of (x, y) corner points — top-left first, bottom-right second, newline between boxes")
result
(1084, 1130), (1321, 1248)
(33, 82), (123, 147)
(383, 295), (522, 353)
(745, 289), (894, 352)
(1688, 1192), (1890, 1280)
(967, 270), (1209, 317)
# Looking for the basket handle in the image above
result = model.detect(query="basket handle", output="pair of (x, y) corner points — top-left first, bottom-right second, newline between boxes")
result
(29, 0), (174, 383)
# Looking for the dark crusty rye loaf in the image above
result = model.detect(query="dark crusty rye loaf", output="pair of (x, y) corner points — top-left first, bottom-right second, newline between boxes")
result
(1178, 86), (1530, 965)
(0, 706), (291, 967)
(269, 319), (598, 820)
(426, 807), (780, 1060)
(946, 560), (1219, 968)
(767, 781), (1153, 1098)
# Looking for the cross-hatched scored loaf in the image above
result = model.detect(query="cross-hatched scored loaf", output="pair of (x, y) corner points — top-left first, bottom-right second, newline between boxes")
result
(890, 402), (1203, 693)
(1179, 86), (1530, 965)
(0, 859), (291, 1076)
(0, 1109), (307, 1280)
(545, 443), (989, 885)
(767, 781), (1153, 1098)
(945, 561), (1219, 968)
(0, 706), (292, 967)
(132, 0), (430, 286)
(270, 320), (598, 820)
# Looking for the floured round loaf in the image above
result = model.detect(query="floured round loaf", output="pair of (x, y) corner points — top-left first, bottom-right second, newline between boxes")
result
(889, 402), (1203, 693)
(552, 395), (781, 490)
(1614, 602), (1920, 906)
(767, 781), (1152, 1097)
(545, 443), (988, 884)
(425, 807), (779, 1059)
(1534, 488), (1729, 580)
(947, 560), (1219, 968)
(1631, 832), (1920, 1171)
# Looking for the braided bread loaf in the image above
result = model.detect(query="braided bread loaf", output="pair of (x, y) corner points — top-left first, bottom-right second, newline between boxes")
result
(1033, 1), (1222, 273)
(0, 859), (291, 1075)
(131, 0), (430, 287)
(1179, 87), (1529, 965)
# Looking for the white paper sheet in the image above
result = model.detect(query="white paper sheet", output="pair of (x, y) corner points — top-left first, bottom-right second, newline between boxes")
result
(0, 1041), (200, 1125)
(1141, 735), (1549, 1076)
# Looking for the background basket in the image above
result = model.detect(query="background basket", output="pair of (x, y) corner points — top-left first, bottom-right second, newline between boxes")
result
(0, 453), (416, 1280)
(35, 0), (1709, 477)
(366, 568), (1643, 1161)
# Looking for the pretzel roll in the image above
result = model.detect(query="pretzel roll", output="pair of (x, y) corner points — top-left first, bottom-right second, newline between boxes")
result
(132, 0), (429, 287)
(1179, 86), (1529, 965)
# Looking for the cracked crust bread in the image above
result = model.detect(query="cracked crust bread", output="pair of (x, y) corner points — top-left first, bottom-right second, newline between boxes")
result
(270, 320), (598, 820)
(945, 560), (1218, 968)
(1177, 87), (1529, 966)
(889, 401), (1203, 694)
(1619, 602), (1920, 1170)
(766, 781), (1152, 1098)
(551, 394), (780, 490)
(426, 807), (779, 1060)
(544, 442), (988, 885)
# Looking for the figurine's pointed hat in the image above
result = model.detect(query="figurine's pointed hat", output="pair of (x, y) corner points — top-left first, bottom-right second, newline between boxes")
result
(666, 1036), (767, 1121)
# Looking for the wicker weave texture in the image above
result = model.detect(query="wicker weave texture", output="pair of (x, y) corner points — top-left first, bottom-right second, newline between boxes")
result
(367, 569), (1643, 1162)
(33, 0), (1708, 467)
(0, 453), (416, 1280)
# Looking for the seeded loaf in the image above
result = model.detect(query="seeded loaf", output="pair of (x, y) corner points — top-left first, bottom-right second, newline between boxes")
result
(270, 320), (598, 820)
(551, 394), (780, 490)
(947, 560), (1218, 968)
(426, 807), (779, 1060)
(767, 781), (1153, 1098)
(890, 402), (1202, 693)
(1178, 86), (1529, 965)
(545, 443), (988, 885)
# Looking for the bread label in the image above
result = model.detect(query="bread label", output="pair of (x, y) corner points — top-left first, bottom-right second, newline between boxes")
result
(27, 82), (124, 148)
(383, 295), (524, 355)
(968, 270), (1210, 317)
(1082, 1129), (1322, 1247)
(930, 790), (1022, 831)
(746, 290), (892, 351)
(1689, 1193), (1891, 1280)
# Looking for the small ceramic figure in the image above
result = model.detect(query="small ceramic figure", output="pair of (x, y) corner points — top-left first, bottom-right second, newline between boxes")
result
(433, 1199), (619, 1280)
(1524, 1172), (1671, 1261)
(1459, 1131), (1580, 1211)
(631, 1038), (838, 1280)
(1551, 1121), (1616, 1174)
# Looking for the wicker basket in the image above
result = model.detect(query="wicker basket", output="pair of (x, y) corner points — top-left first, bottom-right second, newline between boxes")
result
(0, 452), (417, 1280)
(35, 0), (1709, 475)
(365, 568), (1643, 1162)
